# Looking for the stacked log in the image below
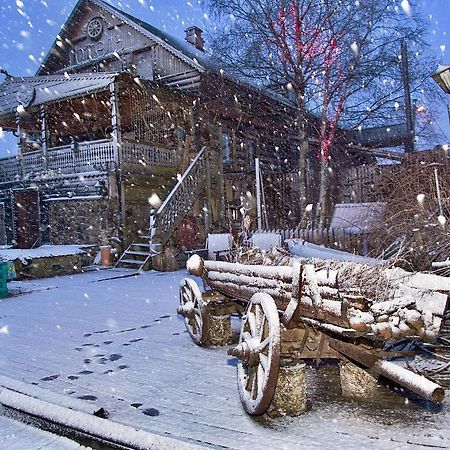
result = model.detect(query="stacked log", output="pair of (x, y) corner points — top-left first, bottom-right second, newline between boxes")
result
(186, 254), (449, 343)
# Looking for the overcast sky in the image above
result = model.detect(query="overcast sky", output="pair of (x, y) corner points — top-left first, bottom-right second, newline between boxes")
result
(0, 0), (449, 151)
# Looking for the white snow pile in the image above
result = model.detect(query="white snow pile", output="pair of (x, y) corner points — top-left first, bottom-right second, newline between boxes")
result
(341, 265), (449, 341)
(0, 245), (91, 264)
(287, 239), (381, 265)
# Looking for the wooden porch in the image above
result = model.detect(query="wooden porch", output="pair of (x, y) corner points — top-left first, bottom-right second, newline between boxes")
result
(0, 139), (176, 183)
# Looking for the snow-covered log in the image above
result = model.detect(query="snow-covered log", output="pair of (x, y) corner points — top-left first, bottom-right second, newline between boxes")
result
(186, 255), (449, 342)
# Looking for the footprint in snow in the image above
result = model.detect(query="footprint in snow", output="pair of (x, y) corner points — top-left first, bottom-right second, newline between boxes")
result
(117, 327), (136, 334)
(93, 330), (109, 334)
(140, 324), (151, 329)
(77, 395), (97, 401)
(103, 369), (114, 375)
(159, 315), (171, 319)
(129, 338), (143, 343)
(103, 340), (113, 345)
(142, 408), (160, 417)
(67, 375), (79, 380)
(109, 354), (122, 361)
(118, 365), (128, 370)
(78, 370), (94, 375)
(84, 358), (91, 364)
(83, 333), (92, 337)
(41, 374), (59, 381)
(131, 403), (143, 408)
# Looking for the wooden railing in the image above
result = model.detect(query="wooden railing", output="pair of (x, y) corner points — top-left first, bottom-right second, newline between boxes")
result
(121, 141), (176, 168)
(0, 139), (177, 183)
(149, 146), (208, 251)
(46, 139), (116, 174)
(0, 156), (20, 183)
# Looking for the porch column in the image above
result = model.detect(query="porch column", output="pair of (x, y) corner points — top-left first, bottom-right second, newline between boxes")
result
(15, 112), (24, 179)
(40, 105), (48, 170)
(109, 81), (122, 167)
(109, 81), (124, 245)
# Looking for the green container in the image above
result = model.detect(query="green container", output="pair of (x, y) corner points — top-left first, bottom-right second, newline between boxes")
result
(0, 262), (8, 297)
(0, 262), (8, 276)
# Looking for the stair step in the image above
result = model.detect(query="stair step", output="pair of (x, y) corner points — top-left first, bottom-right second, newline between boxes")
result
(125, 251), (150, 257)
(118, 259), (144, 265)
(130, 243), (151, 248)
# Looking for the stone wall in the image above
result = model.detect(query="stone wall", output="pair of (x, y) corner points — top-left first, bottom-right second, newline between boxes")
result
(13, 250), (97, 280)
(122, 172), (175, 246)
(48, 198), (118, 245)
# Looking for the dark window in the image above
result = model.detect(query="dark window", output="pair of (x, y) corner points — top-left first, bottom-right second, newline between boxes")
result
(246, 138), (255, 169)
(221, 131), (232, 165)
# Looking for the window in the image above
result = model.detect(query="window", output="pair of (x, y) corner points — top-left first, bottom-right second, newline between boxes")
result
(221, 131), (232, 165)
(245, 138), (255, 169)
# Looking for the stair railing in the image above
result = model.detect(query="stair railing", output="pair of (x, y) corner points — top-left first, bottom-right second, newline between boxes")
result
(149, 146), (208, 253)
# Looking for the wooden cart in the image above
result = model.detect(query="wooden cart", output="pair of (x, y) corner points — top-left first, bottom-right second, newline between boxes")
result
(178, 255), (448, 415)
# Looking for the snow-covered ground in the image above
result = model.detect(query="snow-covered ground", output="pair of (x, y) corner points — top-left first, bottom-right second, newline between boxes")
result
(0, 415), (88, 449)
(0, 269), (449, 449)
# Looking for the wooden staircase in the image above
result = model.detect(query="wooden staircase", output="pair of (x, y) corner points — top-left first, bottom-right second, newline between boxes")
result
(115, 146), (209, 269)
(114, 235), (155, 270)
(149, 146), (209, 254)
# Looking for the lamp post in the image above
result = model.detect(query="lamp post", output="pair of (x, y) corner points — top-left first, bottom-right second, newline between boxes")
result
(433, 65), (450, 126)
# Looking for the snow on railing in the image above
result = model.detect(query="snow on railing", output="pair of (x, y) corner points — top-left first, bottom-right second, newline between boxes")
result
(150, 146), (208, 250)
(0, 139), (176, 182)
(121, 141), (176, 168)
(47, 139), (116, 174)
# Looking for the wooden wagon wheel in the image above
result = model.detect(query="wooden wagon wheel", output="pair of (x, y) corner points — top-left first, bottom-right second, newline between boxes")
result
(228, 293), (281, 415)
(178, 278), (208, 346)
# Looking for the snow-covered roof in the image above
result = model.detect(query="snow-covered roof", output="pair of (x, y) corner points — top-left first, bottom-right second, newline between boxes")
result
(330, 202), (386, 234)
(0, 72), (119, 117)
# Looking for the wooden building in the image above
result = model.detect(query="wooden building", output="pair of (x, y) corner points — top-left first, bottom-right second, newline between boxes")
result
(0, 0), (366, 265)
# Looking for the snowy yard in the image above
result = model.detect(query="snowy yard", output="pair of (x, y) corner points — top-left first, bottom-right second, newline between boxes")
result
(0, 269), (449, 449)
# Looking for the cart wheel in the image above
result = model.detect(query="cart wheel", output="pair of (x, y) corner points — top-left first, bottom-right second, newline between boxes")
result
(228, 293), (281, 415)
(178, 278), (208, 346)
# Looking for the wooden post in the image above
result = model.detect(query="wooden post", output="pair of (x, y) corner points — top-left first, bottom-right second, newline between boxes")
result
(434, 167), (443, 217)
(15, 112), (24, 179)
(205, 152), (212, 233)
(40, 105), (48, 170)
(401, 40), (414, 153)
(255, 157), (262, 231)
(110, 81), (124, 245)
(110, 81), (122, 167)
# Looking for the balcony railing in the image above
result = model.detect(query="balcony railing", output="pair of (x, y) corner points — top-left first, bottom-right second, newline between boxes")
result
(0, 139), (177, 183)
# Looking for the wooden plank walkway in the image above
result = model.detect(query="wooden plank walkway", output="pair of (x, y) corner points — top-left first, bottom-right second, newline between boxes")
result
(0, 270), (449, 449)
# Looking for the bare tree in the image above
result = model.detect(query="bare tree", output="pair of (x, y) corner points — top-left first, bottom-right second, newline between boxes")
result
(203, 0), (439, 224)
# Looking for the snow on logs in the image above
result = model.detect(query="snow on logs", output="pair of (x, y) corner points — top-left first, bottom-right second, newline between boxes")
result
(186, 256), (449, 342)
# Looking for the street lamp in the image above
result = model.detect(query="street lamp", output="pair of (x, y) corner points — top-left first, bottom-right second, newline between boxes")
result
(433, 65), (450, 128)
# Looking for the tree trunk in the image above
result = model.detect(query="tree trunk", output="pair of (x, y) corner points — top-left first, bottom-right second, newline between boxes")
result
(296, 93), (309, 217)
(317, 154), (328, 227)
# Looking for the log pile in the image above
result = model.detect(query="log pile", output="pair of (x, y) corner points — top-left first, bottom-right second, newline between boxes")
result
(187, 248), (449, 343)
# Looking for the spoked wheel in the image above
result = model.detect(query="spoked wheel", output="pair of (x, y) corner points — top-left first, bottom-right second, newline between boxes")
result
(178, 278), (208, 346)
(228, 293), (281, 415)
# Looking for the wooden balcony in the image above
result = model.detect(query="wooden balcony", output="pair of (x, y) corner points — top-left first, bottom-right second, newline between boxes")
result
(0, 139), (177, 183)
